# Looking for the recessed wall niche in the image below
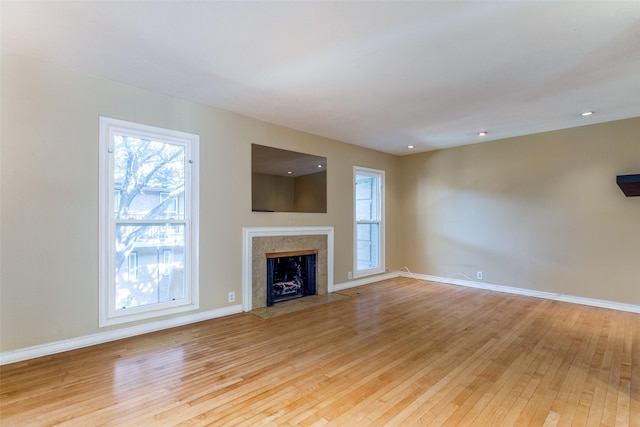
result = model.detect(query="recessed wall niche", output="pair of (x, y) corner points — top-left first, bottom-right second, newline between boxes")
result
(251, 144), (327, 213)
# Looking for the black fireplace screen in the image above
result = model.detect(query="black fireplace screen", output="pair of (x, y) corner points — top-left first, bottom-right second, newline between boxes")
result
(266, 254), (317, 306)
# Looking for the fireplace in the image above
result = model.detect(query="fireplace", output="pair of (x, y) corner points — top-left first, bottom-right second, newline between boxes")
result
(243, 227), (334, 311)
(266, 250), (317, 306)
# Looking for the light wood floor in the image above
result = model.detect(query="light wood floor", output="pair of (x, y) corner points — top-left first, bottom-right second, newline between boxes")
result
(1, 278), (638, 426)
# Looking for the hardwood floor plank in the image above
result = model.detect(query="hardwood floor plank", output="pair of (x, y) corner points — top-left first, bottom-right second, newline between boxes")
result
(1, 278), (637, 426)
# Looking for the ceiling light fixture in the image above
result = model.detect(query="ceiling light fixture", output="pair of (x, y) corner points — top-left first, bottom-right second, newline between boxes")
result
(407, 145), (414, 149)
(318, 164), (323, 168)
(581, 111), (594, 116)
(478, 131), (488, 136)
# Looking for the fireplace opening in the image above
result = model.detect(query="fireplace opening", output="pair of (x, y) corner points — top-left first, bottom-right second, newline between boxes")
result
(266, 250), (317, 306)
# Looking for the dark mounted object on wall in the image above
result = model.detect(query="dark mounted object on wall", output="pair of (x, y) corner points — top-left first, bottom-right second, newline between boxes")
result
(616, 174), (640, 197)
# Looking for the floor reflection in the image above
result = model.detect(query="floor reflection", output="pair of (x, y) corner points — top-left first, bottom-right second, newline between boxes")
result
(113, 346), (185, 393)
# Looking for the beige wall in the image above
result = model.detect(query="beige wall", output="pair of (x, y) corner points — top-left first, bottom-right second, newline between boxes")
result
(251, 170), (327, 213)
(2, 51), (637, 354)
(0, 53), (399, 352)
(294, 171), (327, 213)
(251, 173), (295, 212)
(397, 118), (640, 305)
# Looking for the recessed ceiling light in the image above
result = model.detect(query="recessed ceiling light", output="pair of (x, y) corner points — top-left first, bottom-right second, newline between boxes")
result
(581, 111), (594, 116)
(478, 131), (488, 136)
(407, 145), (414, 149)
(318, 164), (323, 168)
(287, 171), (293, 174)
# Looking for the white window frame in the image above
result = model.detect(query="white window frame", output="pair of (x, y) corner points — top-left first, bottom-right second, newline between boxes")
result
(99, 117), (200, 327)
(353, 166), (385, 278)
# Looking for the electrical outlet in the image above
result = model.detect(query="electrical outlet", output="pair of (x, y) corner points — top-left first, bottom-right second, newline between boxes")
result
(477, 271), (483, 280)
(348, 271), (353, 280)
(228, 291), (235, 303)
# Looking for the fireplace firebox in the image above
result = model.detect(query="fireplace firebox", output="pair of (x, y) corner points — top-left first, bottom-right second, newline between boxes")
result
(266, 250), (317, 306)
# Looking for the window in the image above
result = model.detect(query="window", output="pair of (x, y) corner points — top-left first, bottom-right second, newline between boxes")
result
(128, 252), (138, 281)
(114, 190), (121, 214)
(99, 117), (199, 326)
(354, 166), (384, 277)
(162, 249), (172, 276)
(160, 191), (178, 218)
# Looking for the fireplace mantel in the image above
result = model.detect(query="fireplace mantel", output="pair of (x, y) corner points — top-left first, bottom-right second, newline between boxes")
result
(242, 226), (334, 311)
(266, 249), (316, 259)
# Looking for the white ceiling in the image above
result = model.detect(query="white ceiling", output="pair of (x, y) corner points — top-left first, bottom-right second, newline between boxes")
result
(2, 1), (640, 155)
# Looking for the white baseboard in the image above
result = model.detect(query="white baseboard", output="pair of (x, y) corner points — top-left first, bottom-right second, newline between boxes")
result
(0, 305), (243, 365)
(404, 272), (640, 314)
(333, 271), (400, 291)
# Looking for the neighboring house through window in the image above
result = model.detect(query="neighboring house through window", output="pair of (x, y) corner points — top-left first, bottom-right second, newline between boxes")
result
(163, 249), (172, 276)
(160, 191), (179, 218)
(128, 252), (138, 281)
(99, 117), (200, 326)
(114, 190), (121, 214)
(354, 166), (385, 277)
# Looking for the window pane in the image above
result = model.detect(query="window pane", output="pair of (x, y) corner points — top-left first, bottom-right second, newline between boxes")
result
(115, 223), (186, 310)
(356, 223), (380, 270)
(113, 135), (185, 220)
(356, 175), (378, 221)
(127, 252), (138, 280)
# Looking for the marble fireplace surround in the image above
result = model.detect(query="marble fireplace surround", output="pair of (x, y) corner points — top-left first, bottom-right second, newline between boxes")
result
(242, 227), (334, 311)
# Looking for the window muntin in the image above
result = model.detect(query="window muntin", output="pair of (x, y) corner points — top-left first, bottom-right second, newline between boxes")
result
(354, 167), (385, 277)
(99, 117), (199, 326)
